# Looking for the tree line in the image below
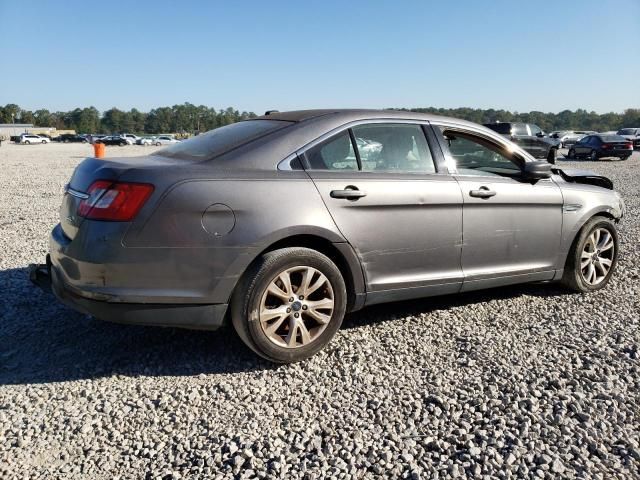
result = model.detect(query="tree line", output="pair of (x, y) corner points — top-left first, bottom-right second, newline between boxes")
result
(0, 103), (257, 134)
(396, 107), (640, 133)
(1, 103), (638, 134)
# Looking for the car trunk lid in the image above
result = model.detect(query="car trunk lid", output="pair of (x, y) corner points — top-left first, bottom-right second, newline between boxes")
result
(60, 155), (188, 240)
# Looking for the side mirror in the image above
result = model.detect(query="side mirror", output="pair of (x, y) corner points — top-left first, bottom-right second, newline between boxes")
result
(522, 160), (552, 180)
(536, 132), (544, 137)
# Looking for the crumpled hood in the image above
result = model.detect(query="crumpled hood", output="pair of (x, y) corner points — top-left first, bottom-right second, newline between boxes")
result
(552, 167), (613, 190)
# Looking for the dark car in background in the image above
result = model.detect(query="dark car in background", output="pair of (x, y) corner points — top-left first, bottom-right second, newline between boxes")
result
(54, 134), (88, 143)
(30, 109), (624, 363)
(616, 128), (640, 150)
(568, 134), (633, 161)
(96, 135), (129, 146)
(484, 122), (559, 163)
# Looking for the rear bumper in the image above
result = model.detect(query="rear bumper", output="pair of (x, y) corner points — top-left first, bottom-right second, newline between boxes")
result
(29, 257), (228, 330)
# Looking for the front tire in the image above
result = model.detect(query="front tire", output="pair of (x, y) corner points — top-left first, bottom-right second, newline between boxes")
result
(568, 148), (576, 159)
(561, 216), (618, 292)
(231, 247), (347, 363)
(590, 150), (598, 161)
(547, 148), (556, 164)
(24, 140), (30, 145)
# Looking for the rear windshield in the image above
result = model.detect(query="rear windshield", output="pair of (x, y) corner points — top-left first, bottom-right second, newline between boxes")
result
(617, 128), (636, 135)
(155, 120), (291, 160)
(484, 123), (512, 134)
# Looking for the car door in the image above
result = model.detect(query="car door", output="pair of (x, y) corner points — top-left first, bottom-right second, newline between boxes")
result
(302, 122), (464, 304)
(574, 136), (591, 155)
(432, 124), (563, 290)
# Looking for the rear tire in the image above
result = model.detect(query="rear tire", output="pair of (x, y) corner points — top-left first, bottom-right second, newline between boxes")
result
(568, 148), (576, 159)
(155, 142), (161, 146)
(231, 247), (347, 363)
(41, 140), (46, 144)
(561, 216), (618, 292)
(620, 155), (630, 161)
(24, 140), (30, 145)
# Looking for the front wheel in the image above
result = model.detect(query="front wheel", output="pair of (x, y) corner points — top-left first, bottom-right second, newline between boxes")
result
(155, 142), (161, 146)
(561, 217), (618, 292)
(590, 150), (598, 161)
(568, 148), (576, 159)
(42, 140), (47, 144)
(24, 141), (30, 145)
(231, 247), (347, 363)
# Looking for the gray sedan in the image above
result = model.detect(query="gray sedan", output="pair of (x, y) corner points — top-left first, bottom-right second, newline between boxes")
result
(31, 110), (624, 362)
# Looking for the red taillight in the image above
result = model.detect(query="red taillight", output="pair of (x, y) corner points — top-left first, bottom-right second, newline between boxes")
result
(78, 180), (154, 221)
(601, 144), (611, 149)
(626, 142), (633, 148)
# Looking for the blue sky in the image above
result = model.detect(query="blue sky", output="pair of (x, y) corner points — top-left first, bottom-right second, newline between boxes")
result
(0, 0), (638, 114)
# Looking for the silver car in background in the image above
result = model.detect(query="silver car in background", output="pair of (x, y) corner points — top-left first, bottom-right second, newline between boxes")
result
(31, 110), (624, 363)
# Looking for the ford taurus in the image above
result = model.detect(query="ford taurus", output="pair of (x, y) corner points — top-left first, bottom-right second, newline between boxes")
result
(30, 110), (625, 362)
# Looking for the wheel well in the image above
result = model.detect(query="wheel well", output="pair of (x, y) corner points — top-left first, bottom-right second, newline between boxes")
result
(258, 235), (359, 311)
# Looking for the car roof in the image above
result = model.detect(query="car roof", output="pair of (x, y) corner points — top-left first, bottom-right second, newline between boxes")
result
(254, 108), (483, 129)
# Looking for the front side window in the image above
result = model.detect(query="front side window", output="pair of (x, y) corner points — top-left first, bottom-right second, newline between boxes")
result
(529, 124), (542, 136)
(439, 128), (520, 177)
(351, 124), (435, 173)
(512, 123), (528, 136)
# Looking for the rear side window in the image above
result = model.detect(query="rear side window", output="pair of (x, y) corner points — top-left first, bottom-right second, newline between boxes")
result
(156, 120), (290, 161)
(305, 123), (435, 174)
(352, 124), (435, 173)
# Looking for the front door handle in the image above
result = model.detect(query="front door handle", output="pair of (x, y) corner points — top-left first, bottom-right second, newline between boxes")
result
(330, 186), (367, 200)
(469, 187), (496, 199)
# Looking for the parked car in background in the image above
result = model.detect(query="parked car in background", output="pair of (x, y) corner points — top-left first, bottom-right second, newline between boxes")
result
(138, 136), (156, 145)
(484, 122), (559, 163)
(87, 134), (107, 144)
(121, 133), (140, 145)
(30, 109), (624, 363)
(20, 134), (49, 144)
(616, 128), (640, 150)
(561, 131), (598, 148)
(154, 135), (180, 146)
(96, 135), (129, 146)
(548, 131), (569, 145)
(54, 134), (88, 143)
(568, 134), (633, 161)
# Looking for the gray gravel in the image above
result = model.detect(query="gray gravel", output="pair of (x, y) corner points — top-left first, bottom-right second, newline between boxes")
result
(0, 143), (639, 479)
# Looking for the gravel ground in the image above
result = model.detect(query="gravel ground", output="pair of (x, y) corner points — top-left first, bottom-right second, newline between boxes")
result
(0, 142), (638, 479)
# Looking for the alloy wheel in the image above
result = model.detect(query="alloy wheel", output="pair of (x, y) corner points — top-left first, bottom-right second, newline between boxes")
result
(580, 228), (614, 286)
(259, 266), (334, 348)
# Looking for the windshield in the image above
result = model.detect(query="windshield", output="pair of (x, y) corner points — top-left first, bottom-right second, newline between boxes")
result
(155, 120), (291, 160)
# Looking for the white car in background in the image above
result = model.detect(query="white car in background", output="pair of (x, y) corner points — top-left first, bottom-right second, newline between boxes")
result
(154, 135), (180, 146)
(138, 136), (156, 146)
(20, 134), (49, 144)
(121, 133), (140, 145)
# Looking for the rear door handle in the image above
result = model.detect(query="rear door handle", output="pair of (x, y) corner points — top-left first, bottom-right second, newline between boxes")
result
(469, 187), (496, 199)
(330, 186), (367, 200)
